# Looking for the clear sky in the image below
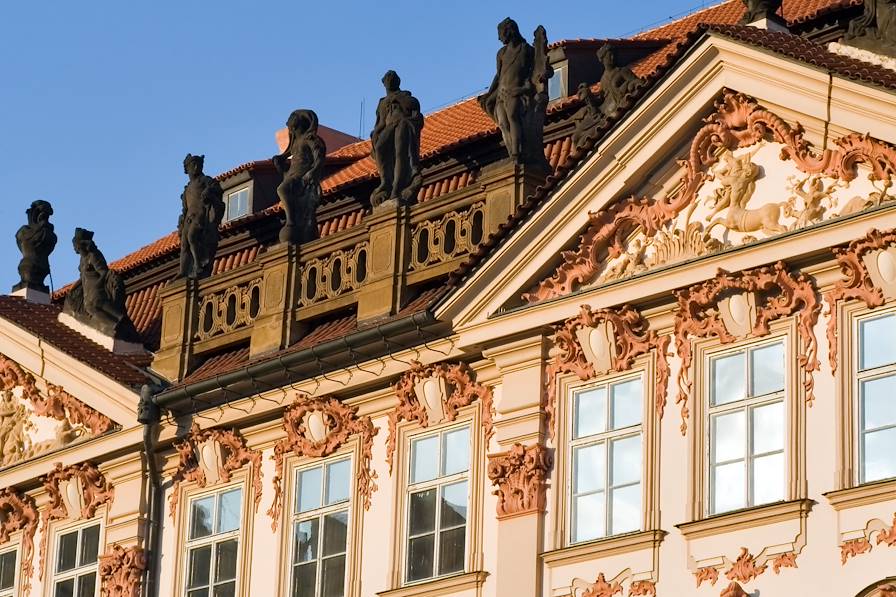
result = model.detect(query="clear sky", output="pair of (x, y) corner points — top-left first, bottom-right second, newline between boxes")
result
(0, 0), (712, 292)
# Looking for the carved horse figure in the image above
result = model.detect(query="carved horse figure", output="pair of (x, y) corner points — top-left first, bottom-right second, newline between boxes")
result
(705, 148), (788, 237)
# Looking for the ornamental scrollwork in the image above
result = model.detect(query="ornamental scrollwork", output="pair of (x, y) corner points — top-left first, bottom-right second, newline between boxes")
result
(725, 547), (767, 584)
(841, 537), (873, 564)
(486, 443), (552, 519)
(0, 488), (38, 595)
(386, 361), (494, 472)
(169, 424), (262, 519)
(195, 277), (262, 341)
(298, 241), (369, 307)
(695, 566), (720, 587)
(98, 544), (146, 597)
(545, 304), (670, 440)
(721, 582), (749, 597)
(409, 201), (485, 271)
(581, 573), (623, 597)
(268, 394), (377, 530)
(628, 580), (656, 596)
(673, 261), (820, 434)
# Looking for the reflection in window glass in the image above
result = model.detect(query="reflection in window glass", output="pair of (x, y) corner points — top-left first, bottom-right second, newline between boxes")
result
(52, 522), (101, 597)
(858, 313), (896, 483)
(185, 488), (242, 597)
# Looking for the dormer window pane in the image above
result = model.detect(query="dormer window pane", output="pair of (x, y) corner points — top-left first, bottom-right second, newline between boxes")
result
(225, 188), (250, 222)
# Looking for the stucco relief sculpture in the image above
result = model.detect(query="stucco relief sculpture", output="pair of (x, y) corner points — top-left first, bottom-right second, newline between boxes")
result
(63, 228), (136, 338)
(273, 109), (326, 244)
(168, 424), (262, 519)
(739, 0), (782, 23)
(845, 0), (896, 57)
(825, 226), (896, 372)
(628, 580), (657, 596)
(386, 360), (494, 472)
(544, 305), (670, 439)
(721, 582), (750, 597)
(673, 262), (820, 433)
(479, 18), (552, 167)
(524, 90), (896, 303)
(486, 442), (552, 518)
(13, 200), (57, 294)
(178, 153), (225, 280)
(99, 544), (146, 597)
(371, 71), (423, 208)
(268, 395), (377, 529)
(578, 573), (622, 597)
(840, 512), (896, 563)
(0, 488), (38, 595)
(694, 546), (799, 593)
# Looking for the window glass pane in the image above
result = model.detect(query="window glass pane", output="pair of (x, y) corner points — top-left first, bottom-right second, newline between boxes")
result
(408, 489), (436, 536)
(54, 578), (74, 597)
(860, 314), (896, 370)
(190, 496), (215, 539)
(573, 443), (605, 494)
(321, 555), (346, 597)
(322, 511), (349, 557)
(610, 483), (641, 534)
(611, 378), (642, 430)
(712, 352), (746, 405)
(57, 530), (78, 573)
(76, 572), (95, 597)
(0, 551), (14, 590)
(440, 481), (468, 528)
(294, 519), (319, 564)
(213, 582), (235, 597)
(298, 467), (323, 513)
(572, 492), (605, 542)
(215, 539), (238, 582)
(437, 527), (466, 575)
(292, 562), (316, 597)
(752, 453), (785, 505)
(217, 489), (242, 534)
(187, 546), (212, 588)
(713, 461), (746, 513)
(611, 435), (641, 486)
(863, 427), (896, 482)
(410, 435), (439, 484)
(712, 411), (745, 463)
(79, 524), (100, 567)
(326, 460), (351, 505)
(187, 589), (208, 597)
(574, 386), (607, 438)
(862, 375), (896, 430)
(751, 343), (785, 396)
(442, 427), (470, 477)
(752, 401), (784, 454)
(406, 535), (434, 582)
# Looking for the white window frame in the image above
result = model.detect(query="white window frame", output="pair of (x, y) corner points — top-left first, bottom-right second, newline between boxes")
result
(50, 519), (103, 597)
(0, 544), (18, 597)
(182, 484), (244, 597)
(224, 187), (251, 222)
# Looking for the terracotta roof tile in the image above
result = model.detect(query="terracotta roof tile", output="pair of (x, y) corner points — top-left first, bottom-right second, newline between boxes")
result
(179, 347), (252, 387)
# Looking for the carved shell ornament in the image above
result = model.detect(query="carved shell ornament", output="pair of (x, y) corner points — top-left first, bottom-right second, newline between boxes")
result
(545, 304), (670, 439)
(386, 361), (494, 472)
(673, 261), (820, 434)
(268, 394), (377, 530)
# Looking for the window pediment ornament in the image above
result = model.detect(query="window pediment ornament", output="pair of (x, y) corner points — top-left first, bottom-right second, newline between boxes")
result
(98, 544), (146, 597)
(694, 546), (798, 592)
(268, 394), (377, 530)
(673, 261), (821, 434)
(841, 512), (896, 564)
(578, 572), (622, 597)
(0, 488), (38, 595)
(386, 361), (494, 473)
(169, 423), (262, 519)
(825, 226), (896, 373)
(486, 442), (552, 519)
(524, 90), (896, 304)
(545, 304), (670, 439)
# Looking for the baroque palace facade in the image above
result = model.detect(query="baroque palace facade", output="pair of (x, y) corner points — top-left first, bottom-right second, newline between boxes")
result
(2, 1), (896, 596)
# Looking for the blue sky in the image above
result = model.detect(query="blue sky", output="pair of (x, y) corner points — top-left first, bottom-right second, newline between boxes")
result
(0, 0), (712, 292)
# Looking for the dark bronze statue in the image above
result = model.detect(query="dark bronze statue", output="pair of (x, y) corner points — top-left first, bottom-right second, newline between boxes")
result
(13, 200), (57, 293)
(844, 0), (896, 56)
(570, 84), (604, 149)
(739, 0), (782, 23)
(479, 18), (552, 167)
(178, 154), (225, 280)
(63, 228), (133, 337)
(371, 71), (424, 208)
(273, 109), (327, 244)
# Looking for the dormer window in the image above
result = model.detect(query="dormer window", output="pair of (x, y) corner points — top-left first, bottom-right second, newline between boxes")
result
(549, 64), (568, 101)
(225, 188), (251, 222)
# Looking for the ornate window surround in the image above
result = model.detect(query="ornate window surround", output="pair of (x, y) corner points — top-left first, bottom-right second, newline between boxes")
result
(0, 488), (37, 597)
(46, 517), (105, 597)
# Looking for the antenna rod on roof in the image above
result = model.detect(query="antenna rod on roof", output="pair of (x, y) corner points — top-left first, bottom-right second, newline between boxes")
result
(359, 99), (365, 140)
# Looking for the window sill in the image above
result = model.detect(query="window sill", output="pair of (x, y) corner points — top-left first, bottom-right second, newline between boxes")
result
(541, 530), (666, 567)
(377, 571), (489, 597)
(825, 478), (896, 511)
(676, 499), (814, 539)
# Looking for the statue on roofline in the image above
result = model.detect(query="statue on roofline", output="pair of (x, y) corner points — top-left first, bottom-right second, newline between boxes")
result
(479, 18), (552, 168)
(178, 153), (225, 280)
(13, 200), (57, 294)
(844, 0), (896, 57)
(739, 0), (782, 24)
(370, 70), (424, 209)
(273, 109), (327, 245)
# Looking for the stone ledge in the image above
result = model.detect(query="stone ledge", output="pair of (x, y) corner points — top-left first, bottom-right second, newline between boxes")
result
(676, 498), (814, 540)
(376, 571), (489, 597)
(541, 529), (666, 567)
(825, 478), (896, 511)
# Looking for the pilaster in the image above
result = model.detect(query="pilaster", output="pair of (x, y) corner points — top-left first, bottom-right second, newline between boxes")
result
(478, 161), (549, 235)
(356, 205), (411, 322)
(152, 278), (198, 382)
(250, 243), (301, 357)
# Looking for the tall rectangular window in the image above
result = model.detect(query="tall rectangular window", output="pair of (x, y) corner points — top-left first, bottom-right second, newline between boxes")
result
(0, 546), (16, 597)
(708, 341), (786, 515)
(225, 188), (250, 222)
(52, 522), (100, 597)
(406, 425), (470, 584)
(184, 487), (242, 597)
(857, 312), (896, 484)
(291, 458), (351, 597)
(569, 376), (643, 544)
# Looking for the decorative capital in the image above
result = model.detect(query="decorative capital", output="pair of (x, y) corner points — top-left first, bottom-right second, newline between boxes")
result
(487, 443), (552, 519)
(0, 488), (38, 595)
(99, 544), (146, 597)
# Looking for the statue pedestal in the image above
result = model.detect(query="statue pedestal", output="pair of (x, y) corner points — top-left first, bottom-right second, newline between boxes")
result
(356, 204), (411, 322)
(478, 160), (550, 237)
(250, 243), (302, 357)
(57, 312), (146, 355)
(10, 286), (51, 305)
(153, 278), (198, 381)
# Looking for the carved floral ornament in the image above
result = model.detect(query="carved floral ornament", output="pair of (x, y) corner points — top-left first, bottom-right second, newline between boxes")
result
(486, 443), (552, 519)
(841, 512), (896, 564)
(694, 546), (799, 593)
(825, 226), (896, 373)
(524, 90), (896, 304)
(0, 488), (38, 595)
(386, 361), (494, 473)
(545, 304), (670, 439)
(673, 261), (820, 434)
(98, 544), (146, 597)
(268, 394), (377, 530)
